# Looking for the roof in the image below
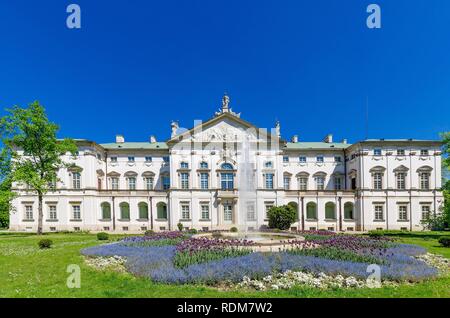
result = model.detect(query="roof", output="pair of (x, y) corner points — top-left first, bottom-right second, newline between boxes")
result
(283, 142), (350, 150)
(99, 142), (168, 150)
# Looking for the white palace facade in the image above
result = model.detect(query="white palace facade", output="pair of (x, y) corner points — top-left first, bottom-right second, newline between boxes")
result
(10, 95), (444, 233)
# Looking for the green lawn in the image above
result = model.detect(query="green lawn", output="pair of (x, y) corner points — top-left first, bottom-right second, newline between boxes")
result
(0, 231), (449, 298)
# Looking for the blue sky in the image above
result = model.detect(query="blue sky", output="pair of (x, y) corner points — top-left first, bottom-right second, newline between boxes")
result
(0, 0), (449, 144)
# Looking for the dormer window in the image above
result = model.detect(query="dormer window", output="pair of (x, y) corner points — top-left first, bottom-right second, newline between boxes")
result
(420, 149), (429, 156)
(316, 156), (324, 163)
(145, 156), (152, 162)
(265, 161), (273, 168)
(110, 157), (117, 163)
(180, 162), (189, 169)
(397, 149), (405, 156)
(128, 156), (135, 162)
(334, 156), (341, 163)
(299, 156), (306, 163)
(163, 156), (170, 163)
(374, 149), (382, 156)
(283, 156), (289, 163)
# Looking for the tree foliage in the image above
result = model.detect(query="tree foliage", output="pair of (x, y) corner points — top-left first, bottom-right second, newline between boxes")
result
(0, 101), (77, 234)
(267, 205), (296, 230)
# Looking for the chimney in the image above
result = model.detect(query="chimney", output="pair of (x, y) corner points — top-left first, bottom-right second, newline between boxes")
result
(323, 134), (333, 143)
(150, 135), (156, 143)
(115, 134), (124, 143)
(342, 139), (348, 144)
(291, 135), (298, 143)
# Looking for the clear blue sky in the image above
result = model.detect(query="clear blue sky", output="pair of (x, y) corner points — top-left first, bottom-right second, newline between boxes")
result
(0, 0), (449, 144)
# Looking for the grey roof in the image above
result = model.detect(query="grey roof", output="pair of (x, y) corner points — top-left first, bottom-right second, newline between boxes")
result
(99, 142), (168, 150)
(283, 142), (350, 150)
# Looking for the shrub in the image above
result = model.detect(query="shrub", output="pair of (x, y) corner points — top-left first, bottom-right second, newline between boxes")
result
(177, 223), (183, 231)
(230, 227), (238, 233)
(144, 230), (155, 236)
(188, 228), (198, 234)
(38, 239), (53, 249)
(368, 231), (383, 238)
(97, 232), (109, 241)
(267, 205), (296, 230)
(438, 237), (450, 247)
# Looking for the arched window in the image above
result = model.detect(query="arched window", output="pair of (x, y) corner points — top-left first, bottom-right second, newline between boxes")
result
(325, 202), (336, 220)
(220, 163), (234, 190)
(344, 202), (354, 220)
(120, 202), (130, 220)
(138, 202), (148, 220)
(221, 163), (234, 170)
(156, 202), (167, 219)
(306, 202), (317, 220)
(101, 202), (111, 220)
(200, 162), (208, 169)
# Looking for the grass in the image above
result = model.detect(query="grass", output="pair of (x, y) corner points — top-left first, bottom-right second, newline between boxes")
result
(0, 231), (449, 298)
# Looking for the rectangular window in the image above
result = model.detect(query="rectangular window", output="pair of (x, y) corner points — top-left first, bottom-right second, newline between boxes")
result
(223, 204), (233, 221)
(201, 204), (210, 220)
(374, 149), (382, 156)
(265, 203), (274, 219)
(398, 205), (408, 221)
(265, 173), (274, 189)
(421, 205), (431, 220)
(110, 157), (117, 163)
(163, 156), (170, 163)
(334, 156), (342, 163)
(420, 149), (429, 156)
(128, 156), (135, 162)
(25, 205), (33, 220)
(181, 204), (190, 220)
(299, 156), (306, 163)
(373, 173), (383, 190)
(283, 156), (289, 163)
(397, 173), (406, 190)
(180, 162), (189, 169)
(316, 177), (325, 190)
(374, 205), (384, 221)
(73, 205), (81, 220)
(180, 173), (189, 189)
(200, 173), (209, 189)
(111, 177), (119, 190)
(221, 173), (234, 190)
(283, 176), (290, 190)
(246, 204), (256, 221)
(420, 173), (430, 190)
(72, 172), (81, 189)
(334, 177), (342, 190)
(145, 156), (152, 162)
(128, 177), (136, 190)
(299, 177), (308, 190)
(163, 176), (170, 190)
(397, 149), (405, 156)
(316, 156), (324, 163)
(48, 205), (57, 220)
(145, 177), (154, 190)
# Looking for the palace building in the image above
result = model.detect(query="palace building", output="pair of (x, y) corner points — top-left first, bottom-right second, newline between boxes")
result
(10, 95), (444, 233)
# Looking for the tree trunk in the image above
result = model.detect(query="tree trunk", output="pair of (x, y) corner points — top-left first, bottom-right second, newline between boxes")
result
(37, 193), (43, 235)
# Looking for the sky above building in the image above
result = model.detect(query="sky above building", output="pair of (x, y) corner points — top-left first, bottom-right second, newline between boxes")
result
(0, 0), (449, 144)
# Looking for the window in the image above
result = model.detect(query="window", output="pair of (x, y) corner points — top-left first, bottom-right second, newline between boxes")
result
(73, 205), (81, 220)
(397, 149), (405, 156)
(373, 173), (383, 190)
(145, 156), (152, 162)
(299, 177), (308, 190)
(283, 176), (291, 190)
(97, 153), (102, 160)
(316, 156), (324, 163)
(374, 149), (382, 156)
(420, 149), (429, 156)
(201, 204), (210, 220)
(316, 176), (325, 190)
(325, 202), (336, 219)
(221, 169), (234, 190)
(306, 202), (317, 219)
(265, 173), (274, 189)
(180, 173), (189, 189)
(351, 177), (356, 190)
(180, 162), (189, 169)
(128, 156), (135, 162)
(334, 156), (342, 163)
(398, 205), (408, 221)
(265, 161), (273, 168)
(157, 203), (167, 219)
(48, 205), (57, 220)
(344, 202), (354, 219)
(72, 172), (81, 189)
(101, 202), (111, 219)
(396, 173), (406, 190)
(421, 205), (431, 220)
(246, 204), (256, 221)
(334, 177), (342, 190)
(200, 161), (208, 169)
(200, 173), (209, 189)
(128, 177), (136, 190)
(144, 177), (154, 190)
(283, 156), (289, 163)
(299, 156), (306, 163)
(163, 156), (170, 163)
(120, 202), (130, 220)
(223, 204), (233, 221)
(374, 205), (384, 221)
(25, 205), (33, 220)
(420, 173), (430, 190)
(181, 204), (190, 219)
(265, 203), (274, 219)
(138, 202), (148, 219)
(162, 176), (170, 190)
(111, 177), (119, 190)
(110, 157), (118, 163)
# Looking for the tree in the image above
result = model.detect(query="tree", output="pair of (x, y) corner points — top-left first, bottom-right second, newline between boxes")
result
(267, 205), (296, 230)
(439, 132), (450, 229)
(0, 101), (77, 234)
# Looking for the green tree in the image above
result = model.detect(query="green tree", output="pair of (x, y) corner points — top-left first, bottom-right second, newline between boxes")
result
(440, 132), (450, 229)
(0, 101), (77, 234)
(267, 205), (296, 230)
